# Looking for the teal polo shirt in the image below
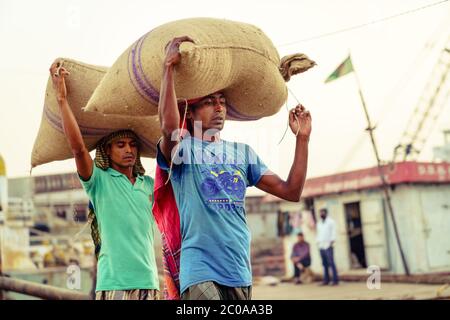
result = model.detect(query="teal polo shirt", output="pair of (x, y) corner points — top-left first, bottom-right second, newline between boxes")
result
(80, 165), (159, 292)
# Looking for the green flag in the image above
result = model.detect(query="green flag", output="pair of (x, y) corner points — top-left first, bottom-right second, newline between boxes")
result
(325, 56), (354, 83)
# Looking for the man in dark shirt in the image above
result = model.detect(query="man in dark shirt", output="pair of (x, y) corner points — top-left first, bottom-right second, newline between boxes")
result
(291, 232), (311, 284)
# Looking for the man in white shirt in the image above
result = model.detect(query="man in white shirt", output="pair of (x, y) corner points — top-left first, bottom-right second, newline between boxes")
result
(316, 208), (339, 285)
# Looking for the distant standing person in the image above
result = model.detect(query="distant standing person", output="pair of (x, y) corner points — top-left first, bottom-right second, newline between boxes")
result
(316, 208), (339, 286)
(290, 232), (311, 284)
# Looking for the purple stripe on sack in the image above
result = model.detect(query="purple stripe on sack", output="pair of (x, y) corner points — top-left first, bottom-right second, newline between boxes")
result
(127, 32), (160, 104)
(137, 32), (160, 102)
(43, 105), (157, 153)
(127, 36), (154, 103)
(125, 31), (261, 121)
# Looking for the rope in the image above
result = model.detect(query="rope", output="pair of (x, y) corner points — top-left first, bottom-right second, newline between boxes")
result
(278, 86), (302, 145)
(164, 99), (189, 185)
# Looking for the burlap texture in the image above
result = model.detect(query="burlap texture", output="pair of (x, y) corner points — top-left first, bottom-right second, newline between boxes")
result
(84, 18), (315, 121)
(31, 58), (161, 167)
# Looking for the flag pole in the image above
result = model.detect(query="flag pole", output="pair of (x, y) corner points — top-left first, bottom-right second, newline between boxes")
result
(351, 55), (410, 276)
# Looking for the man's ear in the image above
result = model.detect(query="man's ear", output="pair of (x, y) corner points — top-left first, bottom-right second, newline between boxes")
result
(186, 107), (194, 120)
(106, 144), (111, 156)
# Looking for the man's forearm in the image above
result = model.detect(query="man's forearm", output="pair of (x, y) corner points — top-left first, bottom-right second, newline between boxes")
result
(159, 66), (180, 137)
(58, 99), (86, 155)
(285, 135), (309, 200)
(256, 135), (309, 201)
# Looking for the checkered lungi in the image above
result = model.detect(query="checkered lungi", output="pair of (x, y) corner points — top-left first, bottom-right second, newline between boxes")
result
(95, 289), (159, 300)
(181, 281), (252, 300)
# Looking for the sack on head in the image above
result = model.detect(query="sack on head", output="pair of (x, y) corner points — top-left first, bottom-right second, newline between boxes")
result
(83, 17), (316, 120)
(31, 58), (161, 168)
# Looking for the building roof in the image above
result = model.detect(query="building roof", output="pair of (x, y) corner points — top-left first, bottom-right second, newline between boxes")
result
(264, 161), (450, 201)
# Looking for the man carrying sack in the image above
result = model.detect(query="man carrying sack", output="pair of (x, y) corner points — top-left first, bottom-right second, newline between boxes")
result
(49, 61), (159, 300)
(155, 37), (312, 300)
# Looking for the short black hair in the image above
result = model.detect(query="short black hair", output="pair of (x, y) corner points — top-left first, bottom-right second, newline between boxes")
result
(297, 232), (304, 237)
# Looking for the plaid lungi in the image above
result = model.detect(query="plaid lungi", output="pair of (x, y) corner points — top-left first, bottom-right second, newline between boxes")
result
(95, 289), (159, 300)
(181, 281), (252, 300)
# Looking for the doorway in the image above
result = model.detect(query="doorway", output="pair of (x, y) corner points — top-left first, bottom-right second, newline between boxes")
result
(344, 202), (367, 269)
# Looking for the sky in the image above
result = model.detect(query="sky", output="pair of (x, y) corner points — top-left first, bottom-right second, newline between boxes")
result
(0, 0), (449, 191)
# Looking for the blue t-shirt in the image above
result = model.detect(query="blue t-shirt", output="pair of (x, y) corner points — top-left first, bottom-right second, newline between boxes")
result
(157, 136), (269, 293)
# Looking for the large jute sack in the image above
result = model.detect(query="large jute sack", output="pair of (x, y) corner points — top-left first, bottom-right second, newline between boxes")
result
(31, 58), (161, 168)
(83, 17), (316, 120)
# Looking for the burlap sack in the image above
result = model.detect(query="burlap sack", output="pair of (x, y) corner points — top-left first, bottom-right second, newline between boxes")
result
(31, 58), (161, 168)
(84, 17), (316, 120)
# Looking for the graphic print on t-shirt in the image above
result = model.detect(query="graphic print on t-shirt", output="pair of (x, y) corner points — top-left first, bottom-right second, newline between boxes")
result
(199, 165), (246, 213)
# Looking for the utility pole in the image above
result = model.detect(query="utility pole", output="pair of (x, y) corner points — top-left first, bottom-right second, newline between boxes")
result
(352, 60), (410, 276)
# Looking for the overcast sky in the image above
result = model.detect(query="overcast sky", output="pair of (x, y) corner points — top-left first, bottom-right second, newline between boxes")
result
(1, 0), (449, 189)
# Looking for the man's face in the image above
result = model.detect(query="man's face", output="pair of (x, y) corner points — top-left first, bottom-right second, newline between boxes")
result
(189, 92), (227, 133)
(106, 137), (138, 169)
(297, 235), (304, 242)
(320, 210), (327, 220)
